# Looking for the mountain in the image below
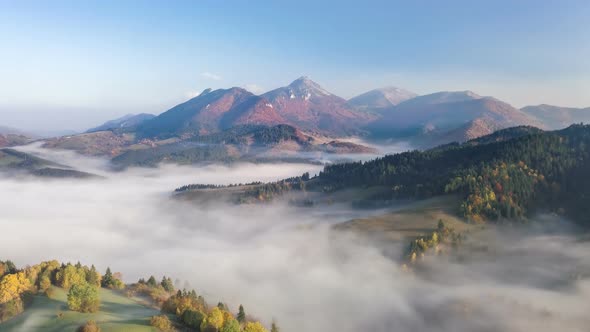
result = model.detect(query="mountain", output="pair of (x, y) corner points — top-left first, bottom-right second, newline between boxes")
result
(136, 77), (374, 139)
(521, 104), (590, 130)
(87, 113), (156, 133)
(228, 124), (589, 223)
(0, 134), (30, 148)
(136, 88), (285, 139)
(42, 131), (137, 156)
(261, 77), (375, 135)
(367, 91), (542, 143)
(0, 148), (97, 178)
(348, 87), (417, 111)
(112, 124), (376, 168)
(0, 126), (33, 147)
(430, 125), (544, 152)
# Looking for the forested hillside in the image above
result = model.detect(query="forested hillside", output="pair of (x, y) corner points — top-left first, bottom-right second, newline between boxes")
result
(180, 125), (590, 223)
(315, 124), (590, 222)
(0, 260), (274, 332)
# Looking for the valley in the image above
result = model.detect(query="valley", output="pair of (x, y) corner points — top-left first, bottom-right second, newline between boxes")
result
(3, 2), (590, 331)
(3, 81), (590, 331)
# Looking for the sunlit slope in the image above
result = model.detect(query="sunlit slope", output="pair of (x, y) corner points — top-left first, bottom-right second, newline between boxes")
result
(0, 288), (159, 332)
(336, 195), (473, 241)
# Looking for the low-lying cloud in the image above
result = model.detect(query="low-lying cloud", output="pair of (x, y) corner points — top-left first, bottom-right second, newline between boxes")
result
(1, 147), (590, 332)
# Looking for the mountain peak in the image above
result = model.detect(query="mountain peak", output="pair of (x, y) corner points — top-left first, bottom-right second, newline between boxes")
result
(399, 90), (482, 107)
(287, 76), (331, 97)
(198, 88), (212, 97)
(348, 87), (417, 109)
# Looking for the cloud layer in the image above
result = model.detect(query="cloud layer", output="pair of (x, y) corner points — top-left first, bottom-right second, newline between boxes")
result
(1, 147), (590, 332)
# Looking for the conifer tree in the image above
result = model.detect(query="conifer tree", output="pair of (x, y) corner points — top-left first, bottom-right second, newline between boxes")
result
(237, 304), (246, 323)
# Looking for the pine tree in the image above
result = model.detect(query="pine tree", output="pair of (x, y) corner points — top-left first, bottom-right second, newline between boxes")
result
(437, 219), (445, 232)
(101, 267), (113, 288)
(86, 265), (101, 287)
(147, 275), (157, 287)
(161, 276), (174, 292)
(218, 302), (228, 311)
(237, 304), (246, 323)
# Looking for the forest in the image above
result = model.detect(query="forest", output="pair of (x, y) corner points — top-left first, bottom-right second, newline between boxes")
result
(315, 124), (590, 222)
(0, 260), (277, 332)
(186, 125), (590, 223)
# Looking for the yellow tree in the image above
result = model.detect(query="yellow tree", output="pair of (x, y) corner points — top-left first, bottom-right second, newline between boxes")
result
(243, 321), (269, 332)
(200, 307), (225, 331)
(0, 272), (31, 304)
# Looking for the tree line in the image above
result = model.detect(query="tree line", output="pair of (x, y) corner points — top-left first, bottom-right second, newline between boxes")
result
(0, 260), (276, 332)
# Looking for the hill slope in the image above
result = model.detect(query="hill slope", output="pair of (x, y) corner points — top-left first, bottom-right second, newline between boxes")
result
(0, 288), (158, 332)
(203, 125), (590, 224)
(315, 124), (590, 222)
(367, 91), (542, 143)
(136, 88), (285, 139)
(87, 113), (156, 133)
(348, 87), (417, 112)
(112, 124), (376, 168)
(261, 77), (375, 135)
(521, 104), (590, 130)
(0, 148), (98, 178)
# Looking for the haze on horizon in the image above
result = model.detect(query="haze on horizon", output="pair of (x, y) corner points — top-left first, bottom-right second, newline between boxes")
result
(0, 0), (589, 133)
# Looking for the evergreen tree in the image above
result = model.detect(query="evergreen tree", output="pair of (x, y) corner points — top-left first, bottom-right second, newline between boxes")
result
(237, 304), (246, 323)
(146, 275), (157, 287)
(437, 219), (445, 232)
(218, 302), (228, 311)
(86, 265), (101, 287)
(101, 267), (113, 288)
(161, 276), (174, 292)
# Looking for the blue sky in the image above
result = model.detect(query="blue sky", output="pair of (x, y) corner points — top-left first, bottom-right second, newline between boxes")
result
(1, 0), (589, 132)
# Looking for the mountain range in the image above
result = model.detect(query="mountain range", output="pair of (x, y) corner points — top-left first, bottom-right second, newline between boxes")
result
(136, 76), (374, 139)
(131, 77), (579, 144)
(10, 76), (589, 166)
(521, 104), (590, 130)
(347, 87), (417, 111)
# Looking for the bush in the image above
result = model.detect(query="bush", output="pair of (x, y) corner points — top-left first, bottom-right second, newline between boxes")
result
(67, 283), (100, 313)
(77, 320), (101, 332)
(150, 315), (175, 332)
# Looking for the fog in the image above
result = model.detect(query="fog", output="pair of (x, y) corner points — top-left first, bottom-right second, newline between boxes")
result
(2, 147), (590, 332)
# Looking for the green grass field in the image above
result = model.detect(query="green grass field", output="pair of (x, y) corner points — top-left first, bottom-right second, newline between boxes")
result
(0, 287), (160, 332)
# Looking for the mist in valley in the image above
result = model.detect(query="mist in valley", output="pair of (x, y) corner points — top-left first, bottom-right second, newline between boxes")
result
(1, 146), (590, 332)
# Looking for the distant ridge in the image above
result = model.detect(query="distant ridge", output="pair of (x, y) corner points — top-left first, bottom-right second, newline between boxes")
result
(348, 87), (417, 111)
(87, 113), (156, 133)
(521, 104), (590, 130)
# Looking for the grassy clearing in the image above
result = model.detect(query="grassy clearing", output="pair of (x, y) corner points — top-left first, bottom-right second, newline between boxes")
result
(0, 288), (159, 332)
(336, 195), (473, 241)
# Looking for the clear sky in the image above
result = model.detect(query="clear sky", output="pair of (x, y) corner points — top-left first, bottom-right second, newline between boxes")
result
(1, 0), (589, 133)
